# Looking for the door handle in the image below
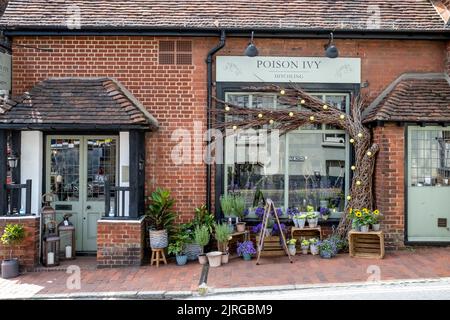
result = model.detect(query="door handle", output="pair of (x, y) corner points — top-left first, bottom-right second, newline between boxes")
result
(86, 205), (92, 210)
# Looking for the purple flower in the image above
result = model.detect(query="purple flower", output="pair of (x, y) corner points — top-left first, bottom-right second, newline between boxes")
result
(287, 207), (300, 218)
(237, 241), (257, 256)
(244, 208), (249, 216)
(255, 207), (265, 219)
(252, 222), (263, 234)
(272, 223), (287, 236)
(320, 207), (330, 216)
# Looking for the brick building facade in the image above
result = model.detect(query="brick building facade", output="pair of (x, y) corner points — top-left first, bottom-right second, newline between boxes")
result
(0, 1), (449, 268)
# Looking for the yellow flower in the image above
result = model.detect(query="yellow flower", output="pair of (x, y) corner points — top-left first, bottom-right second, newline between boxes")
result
(363, 208), (369, 213)
(349, 208), (353, 214)
(356, 212), (362, 218)
(373, 210), (380, 215)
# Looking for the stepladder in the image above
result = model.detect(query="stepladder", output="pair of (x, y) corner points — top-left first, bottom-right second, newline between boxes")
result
(255, 199), (294, 265)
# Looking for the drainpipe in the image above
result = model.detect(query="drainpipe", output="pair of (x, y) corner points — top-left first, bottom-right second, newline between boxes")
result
(205, 30), (226, 215)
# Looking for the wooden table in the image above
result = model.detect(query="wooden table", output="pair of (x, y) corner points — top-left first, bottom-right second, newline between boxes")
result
(230, 230), (250, 241)
(348, 230), (385, 259)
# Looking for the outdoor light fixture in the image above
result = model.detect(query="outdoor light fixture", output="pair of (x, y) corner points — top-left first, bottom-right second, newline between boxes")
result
(7, 154), (18, 169)
(324, 32), (339, 58)
(244, 31), (258, 57)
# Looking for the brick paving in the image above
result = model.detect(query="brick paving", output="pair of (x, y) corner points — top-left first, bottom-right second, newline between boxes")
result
(1, 248), (449, 298)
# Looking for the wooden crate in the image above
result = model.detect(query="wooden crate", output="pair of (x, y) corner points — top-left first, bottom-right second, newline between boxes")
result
(291, 227), (322, 250)
(256, 235), (287, 257)
(348, 231), (385, 259)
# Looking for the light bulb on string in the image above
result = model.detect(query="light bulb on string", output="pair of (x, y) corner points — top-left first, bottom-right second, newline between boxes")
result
(289, 112), (294, 117)
(350, 138), (355, 144)
(225, 106), (230, 112)
(309, 116), (315, 121)
(351, 165), (356, 171)
(323, 104), (328, 110)
(340, 114), (345, 120)
(258, 113), (263, 118)
(280, 89), (286, 95)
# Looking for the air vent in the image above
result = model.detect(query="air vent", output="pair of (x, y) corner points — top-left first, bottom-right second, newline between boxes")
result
(159, 40), (192, 65)
(438, 218), (447, 228)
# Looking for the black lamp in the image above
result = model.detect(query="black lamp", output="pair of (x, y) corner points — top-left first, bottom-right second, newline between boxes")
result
(7, 154), (18, 169)
(244, 31), (258, 57)
(324, 32), (339, 59)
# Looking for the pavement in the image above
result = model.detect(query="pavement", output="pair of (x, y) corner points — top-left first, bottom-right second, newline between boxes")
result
(0, 247), (449, 299)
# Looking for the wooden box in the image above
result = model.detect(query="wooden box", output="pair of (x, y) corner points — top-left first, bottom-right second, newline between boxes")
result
(291, 227), (322, 250)
(348, 230), (385, 259)
(256, 235), (286, 257)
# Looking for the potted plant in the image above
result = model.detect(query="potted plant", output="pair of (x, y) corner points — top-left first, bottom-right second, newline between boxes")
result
(146, 188), (176, 249)
(233, 195), (247, 232)
(183, 205), (215, 261)
(288, 207), (300, 227)
(194, 225), (210, 265)
(168, 237), (188, 266)
(297, 213), (307, 228)
(237, 241), (256, 261)
(307, 211), (319, 228)
(287, 238), (297, 256)
(371, 209), (382, 231)
(309, 238), (319, 255)
(220, 194), (235, 219)
(317, 239), (336, 259)
(360, 208), (372, 232)
(214, 223), (232, 263)
(300, 239), (310, 254)
(320, 207), (330, 221)
(1, 224), (26, 279)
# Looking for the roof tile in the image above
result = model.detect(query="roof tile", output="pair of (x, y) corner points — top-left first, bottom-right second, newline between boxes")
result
(0, 0), (448, 31)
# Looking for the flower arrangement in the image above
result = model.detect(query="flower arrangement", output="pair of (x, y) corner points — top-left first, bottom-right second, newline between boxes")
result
(301, 239), (310, 247)
(306, 212), (319, 219)
(306, 205), (315, 213)
(309, 238), (319, 255)
(287, 207), (300, 218)
(349, 208), (382, 231)
(319, 207), (330, 220)
(237, 241), (256, 260)
(287, 238), (297, 246)
(317, 239), (337, 258)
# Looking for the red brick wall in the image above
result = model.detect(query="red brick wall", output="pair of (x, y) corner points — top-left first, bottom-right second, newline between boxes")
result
(447, 41), (450, 75)
(11, 36), (446, 230)
(97, 218), (145, 267)
(0, 216), (40, 270)
(373, 124), (405, 248)
(12, 36), (216, 223)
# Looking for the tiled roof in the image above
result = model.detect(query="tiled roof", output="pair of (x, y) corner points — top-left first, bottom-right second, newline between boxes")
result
(0, 0), (448, 32)
(0, 77), (159, 130)
(363, 73), (450, 123)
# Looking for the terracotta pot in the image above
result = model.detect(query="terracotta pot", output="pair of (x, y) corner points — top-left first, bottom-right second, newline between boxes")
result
(236, 222), (246, 233)
(221, 252), (229, 264)
(198, 254), (208, 265)
(206, 251), (222, 267)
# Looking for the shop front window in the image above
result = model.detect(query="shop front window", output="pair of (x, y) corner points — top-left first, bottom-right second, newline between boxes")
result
(224, 92), (349, 218)
(410, 128), (450, 187)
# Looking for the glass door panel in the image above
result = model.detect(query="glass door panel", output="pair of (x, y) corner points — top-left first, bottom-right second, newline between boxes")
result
(47, 137), (82, 252)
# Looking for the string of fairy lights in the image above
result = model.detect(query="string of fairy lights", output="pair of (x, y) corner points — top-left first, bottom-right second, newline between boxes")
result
(221, 87), (376, 205)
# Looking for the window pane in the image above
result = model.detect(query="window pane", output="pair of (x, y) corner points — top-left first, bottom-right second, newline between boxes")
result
(288, 133), (346, 214)
(87, 139), (117, 201)
(410, 129), (450, 187)
(50, 139), (80, 201)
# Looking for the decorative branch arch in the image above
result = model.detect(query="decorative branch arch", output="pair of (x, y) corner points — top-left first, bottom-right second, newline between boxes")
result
(212, 85), (379, 238)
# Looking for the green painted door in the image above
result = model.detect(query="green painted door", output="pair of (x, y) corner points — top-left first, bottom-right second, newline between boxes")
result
(46, 136), (118, 252)
(407, 127), (450, 242)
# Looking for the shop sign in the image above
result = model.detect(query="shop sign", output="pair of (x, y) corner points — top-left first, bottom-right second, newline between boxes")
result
(216, 56), (361, 84)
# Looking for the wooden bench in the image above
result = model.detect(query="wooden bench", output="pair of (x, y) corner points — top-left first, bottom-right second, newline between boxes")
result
(348, 230), (385, 259)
